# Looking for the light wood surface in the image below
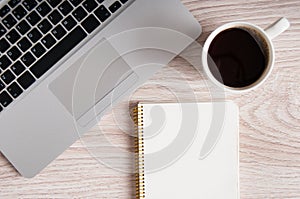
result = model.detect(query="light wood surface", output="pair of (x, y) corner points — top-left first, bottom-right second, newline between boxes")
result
(1, 0), (300, 198)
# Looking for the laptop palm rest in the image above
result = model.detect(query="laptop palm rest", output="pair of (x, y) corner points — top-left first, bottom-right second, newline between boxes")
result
(49, 38), (138, 127)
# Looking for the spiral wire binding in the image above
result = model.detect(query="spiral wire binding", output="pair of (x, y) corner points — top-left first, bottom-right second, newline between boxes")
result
(133, 104), (145, 198)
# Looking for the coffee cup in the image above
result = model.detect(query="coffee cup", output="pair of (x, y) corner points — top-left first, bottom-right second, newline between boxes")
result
(202, 18), (290, 93)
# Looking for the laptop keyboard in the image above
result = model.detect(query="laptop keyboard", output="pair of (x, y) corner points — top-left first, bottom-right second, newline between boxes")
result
(0, 0), (130, 113)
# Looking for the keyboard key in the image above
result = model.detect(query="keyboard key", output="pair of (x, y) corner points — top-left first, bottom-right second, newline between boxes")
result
(52, 24), (66, 40)
(47, 0), (61, 8)
(83, 0), (98, 12)
(17, 37), (32, 52)
(1, 69), (15, 84)
(7, 46), (22, 61)
(22, 0), (37, 11)
(26, 11), (41, 26)
(6, 29), (21, 44)
(0, 91), (13, 107)
(8, 0), (22, 8)
(48, 10), (63, 25)
(12, 5), (27, 20)
(0, 106), (2, 112)
(72, 6), (87, 22)
(16, 20), (31, 35)
(0, 5), (10, 18)
(27, 28), (42, 43)
(97, 0), (105, 3)
(21, 52), (36, 66)
(31, 43), (46, 57)
(82, 15), (100, 33)
(0, 39), (10, 53)
(2, 14), (17, 29)
(109, 1), (121, 13)
(0, 24), (7, 38)
(17, 71), (35, 89)
(38, 19), (53, 34)
(11, 61), (26, 75)
(30, 26), (87, 78)
(58, 1), (73, 16)
(41, 34), (56, 49)
(69, 0), (82, 7)
(7, 82), (23, 98)
(62, 15), (76, 31)
(0, 55), (12, 70)
(0, 80), (5, 91)
(36, 2), (51, 17)
(120, 0), (128, 3)
(94, 5), (111, 22)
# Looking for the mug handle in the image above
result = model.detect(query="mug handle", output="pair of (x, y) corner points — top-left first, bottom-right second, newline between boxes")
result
(265, 17), (290, 40)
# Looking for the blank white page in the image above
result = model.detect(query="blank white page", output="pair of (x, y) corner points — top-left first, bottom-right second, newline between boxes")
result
(141, 102), (239, 199)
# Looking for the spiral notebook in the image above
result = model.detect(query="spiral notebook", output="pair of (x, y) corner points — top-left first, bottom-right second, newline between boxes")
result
(133, 102), (239, 199)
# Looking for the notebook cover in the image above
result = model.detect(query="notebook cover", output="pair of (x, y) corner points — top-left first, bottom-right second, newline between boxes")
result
(134, 102), (239, 199)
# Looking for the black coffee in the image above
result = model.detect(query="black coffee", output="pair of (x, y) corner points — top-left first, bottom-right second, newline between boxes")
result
(208, 28), (266, 88)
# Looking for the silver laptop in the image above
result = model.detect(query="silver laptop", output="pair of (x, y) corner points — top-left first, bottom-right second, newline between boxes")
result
(0, 0), (201, 177)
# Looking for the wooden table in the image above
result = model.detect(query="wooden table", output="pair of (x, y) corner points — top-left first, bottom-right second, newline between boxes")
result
(1, 0), (299, 198)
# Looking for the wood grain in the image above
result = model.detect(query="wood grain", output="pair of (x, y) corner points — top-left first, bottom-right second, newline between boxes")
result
(0, 0), (300, 198)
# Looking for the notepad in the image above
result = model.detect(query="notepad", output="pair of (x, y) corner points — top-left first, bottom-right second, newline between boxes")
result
(133, 102), (239, 199)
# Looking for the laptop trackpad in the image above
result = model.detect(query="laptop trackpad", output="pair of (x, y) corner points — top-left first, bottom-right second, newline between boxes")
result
(49, 38), (138, 125)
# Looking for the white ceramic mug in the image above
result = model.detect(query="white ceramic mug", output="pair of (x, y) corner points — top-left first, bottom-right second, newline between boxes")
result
(202, 18), (290, 93)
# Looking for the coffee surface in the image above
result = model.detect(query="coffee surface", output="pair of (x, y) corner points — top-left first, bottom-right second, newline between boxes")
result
(208, 28), (266, 88)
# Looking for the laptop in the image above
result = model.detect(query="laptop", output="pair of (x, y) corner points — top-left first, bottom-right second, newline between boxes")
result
(0, 0), (201, 177)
